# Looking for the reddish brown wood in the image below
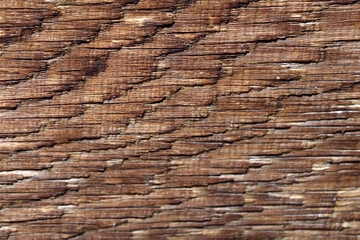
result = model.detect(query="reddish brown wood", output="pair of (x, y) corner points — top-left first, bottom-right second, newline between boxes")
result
(0, 0), (360, 239)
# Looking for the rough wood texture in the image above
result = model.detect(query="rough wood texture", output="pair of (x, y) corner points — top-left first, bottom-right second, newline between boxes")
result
(0, 0), (359, 239)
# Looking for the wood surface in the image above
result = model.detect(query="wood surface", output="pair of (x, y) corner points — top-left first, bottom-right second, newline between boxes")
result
(0, 0), (360, 239)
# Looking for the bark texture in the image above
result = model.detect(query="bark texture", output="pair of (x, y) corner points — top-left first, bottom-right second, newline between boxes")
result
(0, 0), (360, 239)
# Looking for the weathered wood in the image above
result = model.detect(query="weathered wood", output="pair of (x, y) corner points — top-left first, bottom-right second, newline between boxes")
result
(0, 0), (360, 239)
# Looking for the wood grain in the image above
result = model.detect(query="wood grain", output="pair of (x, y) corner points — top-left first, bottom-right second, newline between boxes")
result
(0, 0), (360, 239)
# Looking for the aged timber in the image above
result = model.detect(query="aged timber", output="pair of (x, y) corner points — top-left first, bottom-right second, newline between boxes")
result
(0, 0), (360, 239)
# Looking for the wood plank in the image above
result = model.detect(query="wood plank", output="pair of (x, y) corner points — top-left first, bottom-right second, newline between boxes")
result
(0, 0), (359, 239)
